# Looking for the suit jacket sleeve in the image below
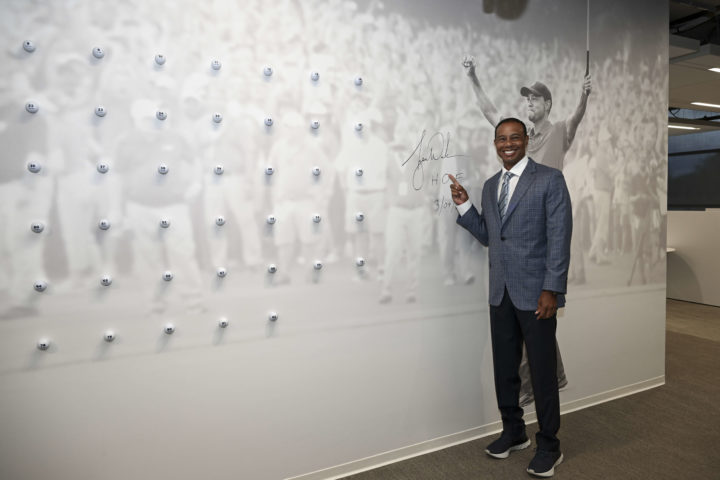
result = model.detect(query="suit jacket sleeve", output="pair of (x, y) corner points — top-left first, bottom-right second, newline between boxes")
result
(456, 204), (489, 247)
(543, 171), (572, 294)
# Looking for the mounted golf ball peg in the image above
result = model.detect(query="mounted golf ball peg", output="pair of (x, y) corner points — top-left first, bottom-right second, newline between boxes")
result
(211, 59), (222, 70)
(37, 338), (50, 351)
(354, 76), (363, 86)
(162, 271), (174, 281)
(356, 212), (365, 222)
(164, 324), (175, 334)
(160, 218), (171, 228)
(25, 102), (39, 114)
(356, 257), (366, 267)
(155, 54), (166, 65)
(34, 280), (48, 292)
(313, 260), (323, 270)
(215, 216), (226, 226)
(95, 105), (107, 117)
(158, 163), (169, 174)
(355, 122), (363, 131)
(266, 215), (276, 224)
(23, 40), (36, 52)
(355, 168), (364, 177)
(27, 161), (42, 173)
(104, 331), (116, 342)
(311, 120), (320, 129)
(216, 267), (227, 278)
(310, 71), (320, 81)
(218, 317), (229, 328)
(156, 110), (167, 121)
(97, 162), (110, 174)
(265, 166), (274, 175)
(92, 46), (105, 59)
(268, 312), (278, 322)
(267, 264), (277, 274)
(312, 166), (321, 176)
(264, 117), (274, 127)
(312, 214), (322, 223)
(98, 219), (111, 230)
(214, 165), (224, 175)
(212, 112), (223, 123)
(100, 275), (112, 286)
(263, 66), (273, 76)
(31, 222), (45, 233)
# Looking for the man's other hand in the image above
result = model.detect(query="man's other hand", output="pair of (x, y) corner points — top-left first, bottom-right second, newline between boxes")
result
(535, 290), (558, 319)
(448, 174), (469, 205)
(462, 55), (476, 76)
(582, 74), (592, 97)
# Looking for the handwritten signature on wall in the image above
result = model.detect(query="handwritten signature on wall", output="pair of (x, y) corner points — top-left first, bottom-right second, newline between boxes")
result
(403, 130), (467, 214)
(402, 130), (466, 191)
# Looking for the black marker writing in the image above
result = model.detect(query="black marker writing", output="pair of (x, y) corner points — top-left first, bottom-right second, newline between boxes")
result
(402, 130), (463, 190)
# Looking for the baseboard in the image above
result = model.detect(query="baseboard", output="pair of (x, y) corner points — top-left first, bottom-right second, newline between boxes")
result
(666, 296), (720, 308)
(558, 375), (665, 415)
(285, 375), (665, 480)
(284, 422), (505, 480)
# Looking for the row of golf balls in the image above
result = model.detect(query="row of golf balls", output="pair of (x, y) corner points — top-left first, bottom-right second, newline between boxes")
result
(31, 258), (367, 291)
(34, 315), (278, 350)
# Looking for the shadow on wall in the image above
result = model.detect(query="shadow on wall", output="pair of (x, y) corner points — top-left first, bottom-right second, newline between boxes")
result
(667, 252), (702, 302)
(483, 0), (528, 19)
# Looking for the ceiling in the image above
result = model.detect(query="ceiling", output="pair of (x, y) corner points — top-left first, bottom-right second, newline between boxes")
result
(669, 0), (720, 135)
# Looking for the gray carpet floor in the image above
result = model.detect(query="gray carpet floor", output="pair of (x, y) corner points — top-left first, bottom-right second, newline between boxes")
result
(342, 329), (720, 479)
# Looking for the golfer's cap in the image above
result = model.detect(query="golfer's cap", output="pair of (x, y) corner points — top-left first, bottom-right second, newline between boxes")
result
(520, 82), (552, 102)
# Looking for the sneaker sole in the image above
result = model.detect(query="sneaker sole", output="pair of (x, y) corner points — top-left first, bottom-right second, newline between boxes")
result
(527, 453), (564, 477)
(485, 439), (531, 459)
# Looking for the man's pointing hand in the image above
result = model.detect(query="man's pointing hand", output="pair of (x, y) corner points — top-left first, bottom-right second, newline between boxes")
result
(448, 174), (469, 205)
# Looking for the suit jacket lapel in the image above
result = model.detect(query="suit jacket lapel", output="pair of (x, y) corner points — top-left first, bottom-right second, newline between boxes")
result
(501, 158), (538, 228)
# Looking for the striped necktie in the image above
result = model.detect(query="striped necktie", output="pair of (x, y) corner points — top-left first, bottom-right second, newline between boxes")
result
(498, 171), (514, 220)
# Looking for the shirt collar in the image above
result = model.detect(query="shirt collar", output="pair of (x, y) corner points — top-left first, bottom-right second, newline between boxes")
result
(502, 156), (528, 177)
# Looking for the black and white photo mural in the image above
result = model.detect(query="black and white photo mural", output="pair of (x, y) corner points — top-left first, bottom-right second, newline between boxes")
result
(0, 1), (667, 479)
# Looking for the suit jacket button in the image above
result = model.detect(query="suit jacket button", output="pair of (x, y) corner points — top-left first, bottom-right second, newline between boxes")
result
(501, 236), (506, 241)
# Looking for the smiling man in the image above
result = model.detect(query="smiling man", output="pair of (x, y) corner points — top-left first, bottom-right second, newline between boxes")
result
(448, 118), (572, 478)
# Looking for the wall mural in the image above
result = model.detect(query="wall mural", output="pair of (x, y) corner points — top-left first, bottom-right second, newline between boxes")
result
(0, 0), (666, 373)
(0, 1), (668, 479)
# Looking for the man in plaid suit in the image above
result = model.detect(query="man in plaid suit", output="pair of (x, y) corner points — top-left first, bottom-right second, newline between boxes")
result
(449, 117), (572, 478)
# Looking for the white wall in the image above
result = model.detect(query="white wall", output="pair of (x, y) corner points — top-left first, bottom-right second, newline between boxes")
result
(667, 209), (720, 306)
(0, 289), (667, 480)
(0, 1), (668, 479)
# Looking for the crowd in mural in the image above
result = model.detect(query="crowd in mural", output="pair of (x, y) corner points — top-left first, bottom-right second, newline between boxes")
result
(0, 0), (667, 317)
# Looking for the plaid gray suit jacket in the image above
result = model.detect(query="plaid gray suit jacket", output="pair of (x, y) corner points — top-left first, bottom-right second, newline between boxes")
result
(457, 158), (572, 311)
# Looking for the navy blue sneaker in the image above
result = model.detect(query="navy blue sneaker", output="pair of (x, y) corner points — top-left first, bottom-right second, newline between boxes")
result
(527, 450), (563, 477)
(484, 433), (531, 459)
